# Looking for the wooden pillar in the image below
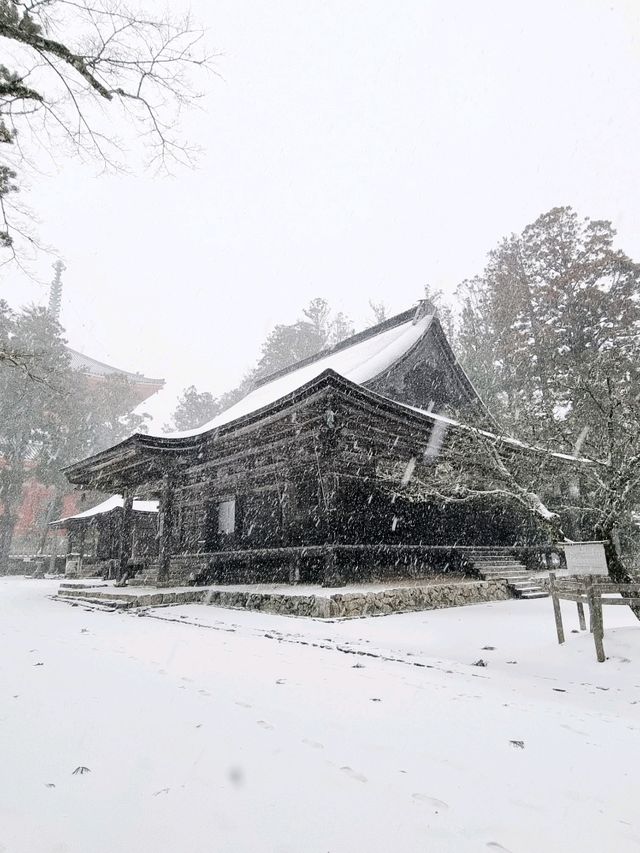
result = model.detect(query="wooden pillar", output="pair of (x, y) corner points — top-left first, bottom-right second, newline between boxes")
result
(78, 525), (86, 572)
(157, 474), (174, 584)
(117, 491), (134, 581)
(320, 471), (344, 586)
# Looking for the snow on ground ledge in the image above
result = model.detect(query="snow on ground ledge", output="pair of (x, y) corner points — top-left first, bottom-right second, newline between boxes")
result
(0, 579), (639, 853)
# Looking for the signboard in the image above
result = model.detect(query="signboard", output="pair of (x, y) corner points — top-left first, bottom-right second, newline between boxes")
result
(563, 541), (608, 576)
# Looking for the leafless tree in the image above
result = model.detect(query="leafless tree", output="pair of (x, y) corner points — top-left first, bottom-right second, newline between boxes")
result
(0, 0), (212, 261)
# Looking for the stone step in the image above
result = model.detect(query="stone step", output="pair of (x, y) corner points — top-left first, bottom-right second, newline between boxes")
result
(478, 564), (528, 571)
(468, 555), (518, 560)
(487, 577), (531, 584)
(519, 591), (548, 599)
(481, 570), (529, 577)
(466, 551), (519, 556)
(479, 565), (528, 571)
(471, 558), (525, 564)
(54, 594), (130, 610)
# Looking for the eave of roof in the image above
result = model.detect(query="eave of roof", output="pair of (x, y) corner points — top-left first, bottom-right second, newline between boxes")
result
(63, 369), (596, 487)
(50, 495), (159, 526)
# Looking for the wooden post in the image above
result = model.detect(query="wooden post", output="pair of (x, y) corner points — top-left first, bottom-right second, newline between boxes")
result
(288, 555), (300, 584)
(157, 474), (174, 585)
(78, 526), (86, 574)
(587, 578), (605, 662)
(322, 545), (340, 587)
(117, 491), (134, 581)
(549, 572), (565, 645)
(575, 574), (587, 631)
(576, 600), (587, 631)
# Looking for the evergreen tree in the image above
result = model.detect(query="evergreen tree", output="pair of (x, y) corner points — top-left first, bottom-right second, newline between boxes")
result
(168, 385), (222, 432)
(455, 207), (640, 583)
(456, 207), (640, 447)
(254, 298), (355, 380)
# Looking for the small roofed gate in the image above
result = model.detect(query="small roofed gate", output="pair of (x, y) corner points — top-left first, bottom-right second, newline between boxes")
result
(50, 498), (159, 579)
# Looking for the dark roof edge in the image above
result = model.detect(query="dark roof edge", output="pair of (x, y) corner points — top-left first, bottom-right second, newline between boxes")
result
(63, 369), (594, 484)
(251, 306), (418, 389)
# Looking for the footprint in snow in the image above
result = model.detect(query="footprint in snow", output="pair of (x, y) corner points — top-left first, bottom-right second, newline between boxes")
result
(302, 739), (324, 750)
(257, 720), (274, 730)
(235, 701), (252, 709)
(153, 788), (170, 796)
(411, 793), (448, 811)
(340, 766), (367, 783)
(487, 843), (513, 852)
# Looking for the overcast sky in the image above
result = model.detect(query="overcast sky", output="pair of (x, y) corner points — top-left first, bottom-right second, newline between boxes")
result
(3, 0), (640, 427)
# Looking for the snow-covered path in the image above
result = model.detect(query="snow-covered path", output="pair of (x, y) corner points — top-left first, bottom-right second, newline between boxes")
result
(1, 579), (638, 853)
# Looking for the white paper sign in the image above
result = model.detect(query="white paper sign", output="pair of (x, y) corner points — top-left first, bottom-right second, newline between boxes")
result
(563, 541), (608, 576)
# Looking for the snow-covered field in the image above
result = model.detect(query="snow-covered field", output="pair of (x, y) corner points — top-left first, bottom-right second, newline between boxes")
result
(1, 578), (639, 853)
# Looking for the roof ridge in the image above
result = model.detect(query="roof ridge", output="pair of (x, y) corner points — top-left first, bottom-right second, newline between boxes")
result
(252, 306), (417, 389)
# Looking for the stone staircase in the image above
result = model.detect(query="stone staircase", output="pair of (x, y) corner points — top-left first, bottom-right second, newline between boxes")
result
(467, 549), (548, 599)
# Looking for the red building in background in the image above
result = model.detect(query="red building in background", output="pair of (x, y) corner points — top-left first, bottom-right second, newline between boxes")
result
(12, 346), (164, 555)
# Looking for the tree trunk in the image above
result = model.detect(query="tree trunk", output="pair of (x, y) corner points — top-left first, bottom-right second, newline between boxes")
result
(594, 524), (640, 621)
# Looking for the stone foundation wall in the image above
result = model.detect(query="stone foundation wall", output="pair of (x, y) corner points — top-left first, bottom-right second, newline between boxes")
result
(203, 579), (512, 619)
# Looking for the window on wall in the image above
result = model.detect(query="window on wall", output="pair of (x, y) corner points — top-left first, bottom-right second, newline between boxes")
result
(218, 498), (236, 535)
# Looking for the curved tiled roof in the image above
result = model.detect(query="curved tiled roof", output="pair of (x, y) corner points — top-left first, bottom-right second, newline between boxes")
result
(157, 308), (434, 438)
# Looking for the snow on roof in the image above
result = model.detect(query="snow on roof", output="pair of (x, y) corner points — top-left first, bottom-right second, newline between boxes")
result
(67, 347), (164, 387)
(158, 313), (434, 439)
(51, 495), (158, 525)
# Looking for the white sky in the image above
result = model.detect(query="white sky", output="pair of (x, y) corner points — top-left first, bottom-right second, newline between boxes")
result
(3, 0), (640, 427)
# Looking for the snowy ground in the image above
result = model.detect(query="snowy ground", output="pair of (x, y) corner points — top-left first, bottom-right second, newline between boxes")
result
(1, 578), (639, 853)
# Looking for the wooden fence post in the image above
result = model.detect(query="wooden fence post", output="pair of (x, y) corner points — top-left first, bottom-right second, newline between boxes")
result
(586, 578), (605, 663)
(549, 572), (565, 645)
(575, 575), (587, 631)
(576, 599), (587, 631)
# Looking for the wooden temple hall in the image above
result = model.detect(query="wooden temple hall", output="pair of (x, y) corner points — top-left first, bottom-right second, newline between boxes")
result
(62, 302), (575, 586)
